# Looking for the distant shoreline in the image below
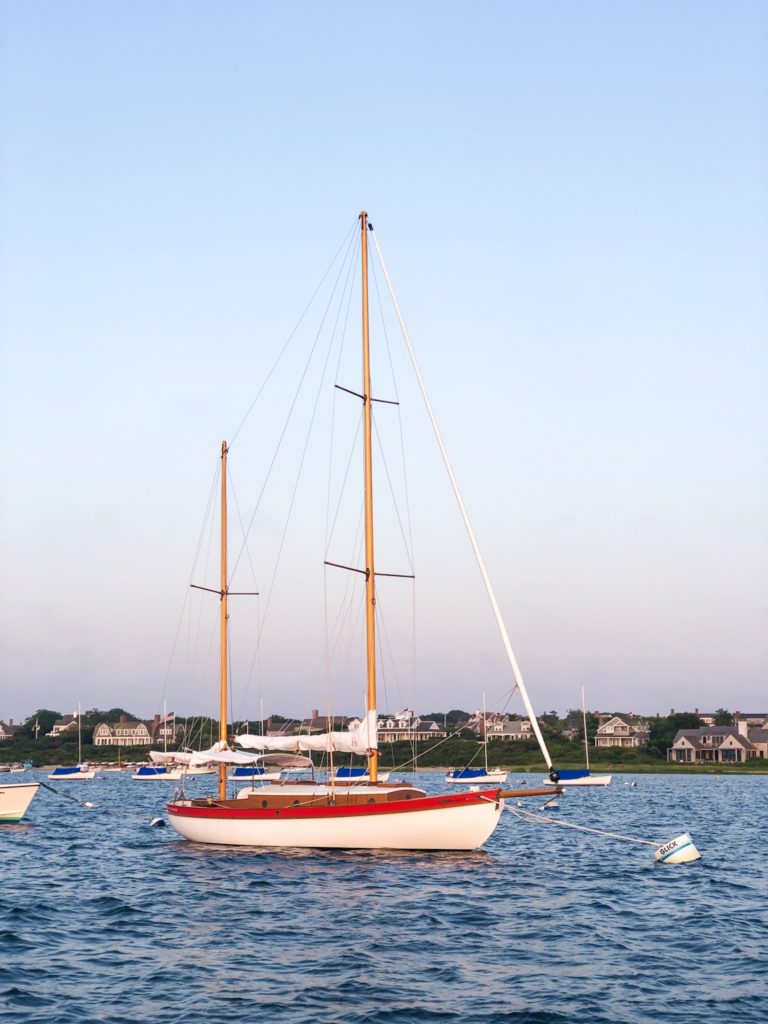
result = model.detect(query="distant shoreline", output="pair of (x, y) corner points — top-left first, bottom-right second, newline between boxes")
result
(23, 763), (768, 776)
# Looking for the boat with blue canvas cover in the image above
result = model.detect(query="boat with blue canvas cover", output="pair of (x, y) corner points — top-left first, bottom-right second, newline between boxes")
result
(543, 687), (611, 787)
(445, 693), (509, 785)
(445, 767), (508, 785)
(131, 764), (183, 781)
(331, 766), (391, 783)
(229, 766), (281, 782)
(47, 704), (98, 779)
(543, 767), (611, 787)
(48, 764), (98, 780)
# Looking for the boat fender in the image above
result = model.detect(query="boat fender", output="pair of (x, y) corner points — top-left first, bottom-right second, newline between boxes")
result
(654, 833), (701, 865)
(149, 817), (166, 828)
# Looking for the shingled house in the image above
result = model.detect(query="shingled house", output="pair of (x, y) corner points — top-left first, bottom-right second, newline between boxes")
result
(668, 720), (768, 764)
(594, 714), (649, 749)
(0, 719), (20, 741)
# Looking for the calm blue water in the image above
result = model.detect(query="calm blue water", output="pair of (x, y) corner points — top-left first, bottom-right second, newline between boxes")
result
(2, 772), (766, 1024)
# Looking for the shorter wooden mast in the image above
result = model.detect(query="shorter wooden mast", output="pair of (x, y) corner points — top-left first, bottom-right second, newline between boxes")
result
(219, 440), (229, 801)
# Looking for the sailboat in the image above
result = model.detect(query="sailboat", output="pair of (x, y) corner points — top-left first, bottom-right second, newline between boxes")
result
(133, 703), (184, 779)
(48, 706), (98, 780)
(445, 692), (509, 785)
(164, 212), (561, 850)
(543, 686), (611, 787)
(228, 754), (307, 783)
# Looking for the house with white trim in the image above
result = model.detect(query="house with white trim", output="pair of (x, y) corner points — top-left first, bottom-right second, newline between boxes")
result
(0, 719), (20, 741)
(93, 717), (152, 748)
(376, 710), (446, 743)
(594, 714), (649, 749)
(668, 721), (767, 764)
(47, 713), (80, 738)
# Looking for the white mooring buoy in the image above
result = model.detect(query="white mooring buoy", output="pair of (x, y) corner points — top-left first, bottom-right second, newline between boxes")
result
(149, 817), (166, 828)
(654, 832), (701, 865)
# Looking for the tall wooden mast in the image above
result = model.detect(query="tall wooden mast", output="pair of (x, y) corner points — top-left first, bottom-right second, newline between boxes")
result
(219, 440), (229, 801)
(360, 211), (378, 783)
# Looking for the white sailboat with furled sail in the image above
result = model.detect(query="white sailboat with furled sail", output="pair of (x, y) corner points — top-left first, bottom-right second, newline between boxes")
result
(543, 686), (611, 787)
(48, 705), (98, 780)
(162, 212), (562, 849)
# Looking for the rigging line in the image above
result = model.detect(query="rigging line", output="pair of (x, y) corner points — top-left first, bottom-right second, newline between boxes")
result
(227, 468), (263, 724)
(322, 251), (359, 685)
(321, 505), (366, 681)
(372, 416), (415, 574)
(389, 718), (479, 774)
(228, 468), (260, 592)
(229, 224), (359, 582)
(159, 458), (220, 703)
(239, 274), (350, 707)
(371, 228), (554, 772)
(370, 248), (416, 568)
(324, 238), (360, 554)
(229, 220), (358, 448)
(372, 589), (404, 718)
(499, 685), (520, 716)
(189, 473), (220, 693)
(324, 411), (363, 558)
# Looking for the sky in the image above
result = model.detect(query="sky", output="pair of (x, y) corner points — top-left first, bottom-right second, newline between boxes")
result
(1, 1), (766, 725)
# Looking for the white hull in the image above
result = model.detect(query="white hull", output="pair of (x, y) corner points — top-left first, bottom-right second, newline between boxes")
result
(331, 771), (391, 783)
(48, 770), (97, 780)
(168, 792), (504, 850)
(132, 770), (183, 781)
(228, 771), (282, 782)
(543, 775), (612, 787)
(445, 771), (508, 785)
(0, 782), (40, 822)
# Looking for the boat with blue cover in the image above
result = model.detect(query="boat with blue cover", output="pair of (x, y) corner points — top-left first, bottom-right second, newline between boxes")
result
(331, 766), (391, 783)
(543, 687), (611, 787)
(228, 765), (281, 782)
(131, 764), (183, 781)
(48, 764), (98, 780)
(445, 767), (508, 785)
(47, 705), (97, 779)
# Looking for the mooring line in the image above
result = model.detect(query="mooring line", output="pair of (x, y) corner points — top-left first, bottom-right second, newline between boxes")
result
(37, 779), (96, 809)
(504, 804), (658, 846)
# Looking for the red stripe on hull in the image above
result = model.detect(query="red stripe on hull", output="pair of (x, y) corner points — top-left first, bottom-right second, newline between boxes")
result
(168, 789), (501, 821)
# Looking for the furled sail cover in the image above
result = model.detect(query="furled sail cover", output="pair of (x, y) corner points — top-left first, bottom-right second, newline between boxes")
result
(148, 744), (315, 768)
(235, 709), (378, 754)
